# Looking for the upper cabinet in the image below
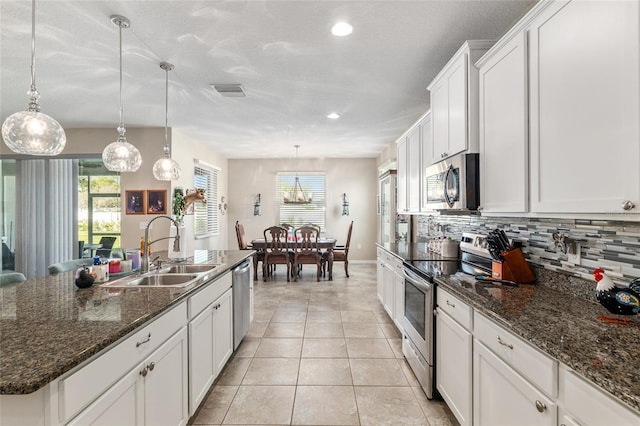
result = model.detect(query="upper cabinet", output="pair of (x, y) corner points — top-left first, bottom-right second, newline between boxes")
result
(420, 113), (434, 211)
(477, 32), (528, 213)
(427, 41), (494, 162)
(397, 111), (431, 214)
(528, 0), (640, 213)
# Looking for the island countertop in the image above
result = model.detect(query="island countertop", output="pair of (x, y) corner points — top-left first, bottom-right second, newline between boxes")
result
(378, 242), (640, 414)
(0, 250), (252, 395)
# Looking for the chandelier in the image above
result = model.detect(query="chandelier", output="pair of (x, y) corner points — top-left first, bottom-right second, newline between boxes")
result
(2, 0), (66, 156)
(102, 15), (142, 173)
(283, 145), (312, 204)
(153, 62), (181, 180)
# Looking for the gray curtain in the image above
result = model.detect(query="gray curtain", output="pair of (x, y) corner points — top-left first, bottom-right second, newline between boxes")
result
(16, 159), (78, 279)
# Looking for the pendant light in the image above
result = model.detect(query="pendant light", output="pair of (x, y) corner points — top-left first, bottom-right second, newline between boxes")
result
(283, 145), (312, 204)
(152, 62), (181, 180)
(2, 0), (66, 156)
(102, 15), (142, 172)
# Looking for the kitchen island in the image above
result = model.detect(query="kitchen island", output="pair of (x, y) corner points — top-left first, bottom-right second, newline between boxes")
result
(0, 249), (253, 425)
(378, 242), (640, 421)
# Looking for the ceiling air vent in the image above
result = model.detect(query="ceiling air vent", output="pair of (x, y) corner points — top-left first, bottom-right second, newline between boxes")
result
(211, 84), (246, 97)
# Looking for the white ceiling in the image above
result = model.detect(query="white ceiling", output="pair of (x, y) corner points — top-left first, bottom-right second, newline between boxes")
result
(0, 0), (536, 159)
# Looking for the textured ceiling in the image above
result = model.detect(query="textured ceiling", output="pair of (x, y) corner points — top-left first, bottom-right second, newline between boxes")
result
(0, 0), (536, 159)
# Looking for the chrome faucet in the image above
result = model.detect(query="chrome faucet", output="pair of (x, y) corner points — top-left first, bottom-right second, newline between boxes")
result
(141, 215), (181, 273)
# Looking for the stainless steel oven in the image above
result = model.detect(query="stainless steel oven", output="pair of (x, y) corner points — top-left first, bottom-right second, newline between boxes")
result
(402, 265), (435, 399)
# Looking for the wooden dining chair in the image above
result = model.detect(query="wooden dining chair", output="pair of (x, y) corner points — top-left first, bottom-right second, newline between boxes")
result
(263, 226), (292, 281)
(323, 221), (353, 277)
(293, 225), (321, 282)
(236, 221), (265, 280)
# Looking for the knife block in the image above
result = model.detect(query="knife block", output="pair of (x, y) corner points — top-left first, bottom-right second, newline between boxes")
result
(492, 248), (535, 283)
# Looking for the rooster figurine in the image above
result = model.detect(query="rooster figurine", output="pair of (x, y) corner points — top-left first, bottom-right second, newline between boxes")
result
(593, 268), (640, 325)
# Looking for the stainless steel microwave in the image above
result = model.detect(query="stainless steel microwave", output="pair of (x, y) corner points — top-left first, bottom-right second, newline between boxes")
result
(424, 153), (479, 210)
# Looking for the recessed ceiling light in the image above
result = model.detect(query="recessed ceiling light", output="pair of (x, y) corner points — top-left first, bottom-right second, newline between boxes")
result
(327, 112), (340, 119)
(331, 22), (353, 36)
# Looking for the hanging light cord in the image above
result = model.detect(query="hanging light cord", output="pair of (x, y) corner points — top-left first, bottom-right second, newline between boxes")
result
(27, 0), (40, 112)
(164, 64), (170, 157)
(117, 20), (126, 142)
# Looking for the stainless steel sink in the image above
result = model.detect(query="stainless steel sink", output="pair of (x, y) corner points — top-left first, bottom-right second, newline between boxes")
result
(160, 264), (218, 274)
(101, 273), (200, 288)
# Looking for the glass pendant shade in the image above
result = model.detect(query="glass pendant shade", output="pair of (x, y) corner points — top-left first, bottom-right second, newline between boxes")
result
(2, 0), (66, 156)
(153, 61), (180, 181)
(102, 15), (141, 173)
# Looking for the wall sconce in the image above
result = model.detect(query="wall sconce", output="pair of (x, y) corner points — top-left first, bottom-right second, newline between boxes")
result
(254, 193), (262, 216)
(341, 193), (350, 216)
(219, 196), (227, 215)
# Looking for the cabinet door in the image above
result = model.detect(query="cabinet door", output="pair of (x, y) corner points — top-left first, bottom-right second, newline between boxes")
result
(447, 54), (468, 158)
(473, 340), (556, 426)
(529, 0), (640, 213)
(143, 328), (189, 426)
(68, 367), (143, 426)
(420, 113), (433, 211)
(213, 288), (233, 375)
(407, 127), (421, 212)
(431, 79), (449, 161)
(392, 269), (404, 332)
(396, 138), (408, 213)
(189, 306), (215, 415)
(383, 263), (395, 318)
(479, 31), (528, 213)
(377, 257), (384, 303)
(436, 309), (472, 426)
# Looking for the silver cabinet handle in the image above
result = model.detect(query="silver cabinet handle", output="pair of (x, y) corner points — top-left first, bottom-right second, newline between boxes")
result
(497, 336), (513, 349)
(136, 332), (151, 348)
(446, 300), (455, 308)
(535, 400), (546, 413)
(147, 361), (155, 371)
(140, 367), (148, 377)
(622, 200), (635, 211)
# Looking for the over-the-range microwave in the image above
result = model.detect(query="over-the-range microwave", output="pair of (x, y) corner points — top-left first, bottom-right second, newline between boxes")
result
(424, 153), (479, 210)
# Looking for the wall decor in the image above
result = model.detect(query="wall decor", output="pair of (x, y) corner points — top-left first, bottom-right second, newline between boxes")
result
(125, 190), (145, 215)
(147, 189), (167, 214)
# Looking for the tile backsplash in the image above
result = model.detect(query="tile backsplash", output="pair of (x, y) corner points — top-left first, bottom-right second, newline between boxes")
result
(416, 214), (640, 285)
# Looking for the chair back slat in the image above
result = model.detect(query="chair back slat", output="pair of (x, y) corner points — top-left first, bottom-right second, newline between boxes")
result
(264, 226), (289, 253)
(294, 226), (319, 254)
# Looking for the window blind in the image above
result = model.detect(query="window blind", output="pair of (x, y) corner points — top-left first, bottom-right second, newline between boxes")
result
(194, 161), (219, 238)
(277, 172), (326, 231)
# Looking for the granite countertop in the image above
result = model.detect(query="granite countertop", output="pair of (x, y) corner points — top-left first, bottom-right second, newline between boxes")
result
(0, 250), (252, 395)
(378, 243), (640, 414)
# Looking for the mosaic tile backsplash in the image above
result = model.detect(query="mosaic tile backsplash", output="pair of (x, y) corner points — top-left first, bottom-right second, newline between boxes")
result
(416, 214), (640, 286)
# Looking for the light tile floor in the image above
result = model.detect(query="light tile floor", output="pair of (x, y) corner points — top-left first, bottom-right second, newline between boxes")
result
(189, 263), (458, 426)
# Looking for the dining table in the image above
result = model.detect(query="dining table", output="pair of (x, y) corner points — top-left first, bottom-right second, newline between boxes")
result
(250, 237), (337, 280)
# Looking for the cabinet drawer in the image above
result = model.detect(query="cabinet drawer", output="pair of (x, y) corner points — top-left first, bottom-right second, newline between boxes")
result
(437, 288), (472, 330)
(474, 312), (557, 397)
(58, 302), (187, 424)
(559, 366), (640, 425)
(190, 271), (232, 317)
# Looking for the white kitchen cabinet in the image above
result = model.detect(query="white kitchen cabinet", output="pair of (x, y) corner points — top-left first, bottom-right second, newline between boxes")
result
(383, 263), (394, 318)
(428, 41), (493, 162)
(188, 272), (233, 416)
(420, 112), (434, 210)
(407, 126), (421, 212)
(558, 365), (640, 425)
(477, 31), (528, 213)
(396, 137), (408, 214)
(70, 327), (189, 426)
(376, 249), (385, 303)
(436, 289), (473, 426)
(473, 340), (557, 426)
(528, 0), (640, 213)
(392, 263), (404, 332)
(376, 247), (404, 330)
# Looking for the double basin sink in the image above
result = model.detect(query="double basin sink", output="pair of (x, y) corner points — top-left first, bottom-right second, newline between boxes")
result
(100, 263), (223, 289)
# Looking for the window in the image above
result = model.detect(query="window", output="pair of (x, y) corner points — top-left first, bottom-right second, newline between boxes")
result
(194, 160), (219, 238)
(277, 172), (326, 231)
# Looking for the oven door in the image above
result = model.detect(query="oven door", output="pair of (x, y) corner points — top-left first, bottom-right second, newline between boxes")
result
(403, 267), (433, 364)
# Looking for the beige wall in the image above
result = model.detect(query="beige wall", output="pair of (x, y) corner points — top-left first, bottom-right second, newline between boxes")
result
(65, 127), (229, 253)
(227, 158), (378, 261)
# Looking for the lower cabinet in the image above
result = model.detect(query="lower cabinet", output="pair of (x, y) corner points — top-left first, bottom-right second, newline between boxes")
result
(392, 266), (404, 332)
(376, 247), (404, 332)
(189, 286), (233, 415)
(70, 327), (189, 426)
(473, 339), (556, 426)
(436, 308), (472, 425)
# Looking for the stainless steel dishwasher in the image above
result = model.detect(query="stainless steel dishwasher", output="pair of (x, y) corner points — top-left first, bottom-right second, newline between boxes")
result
(232, 259), (252, 350)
